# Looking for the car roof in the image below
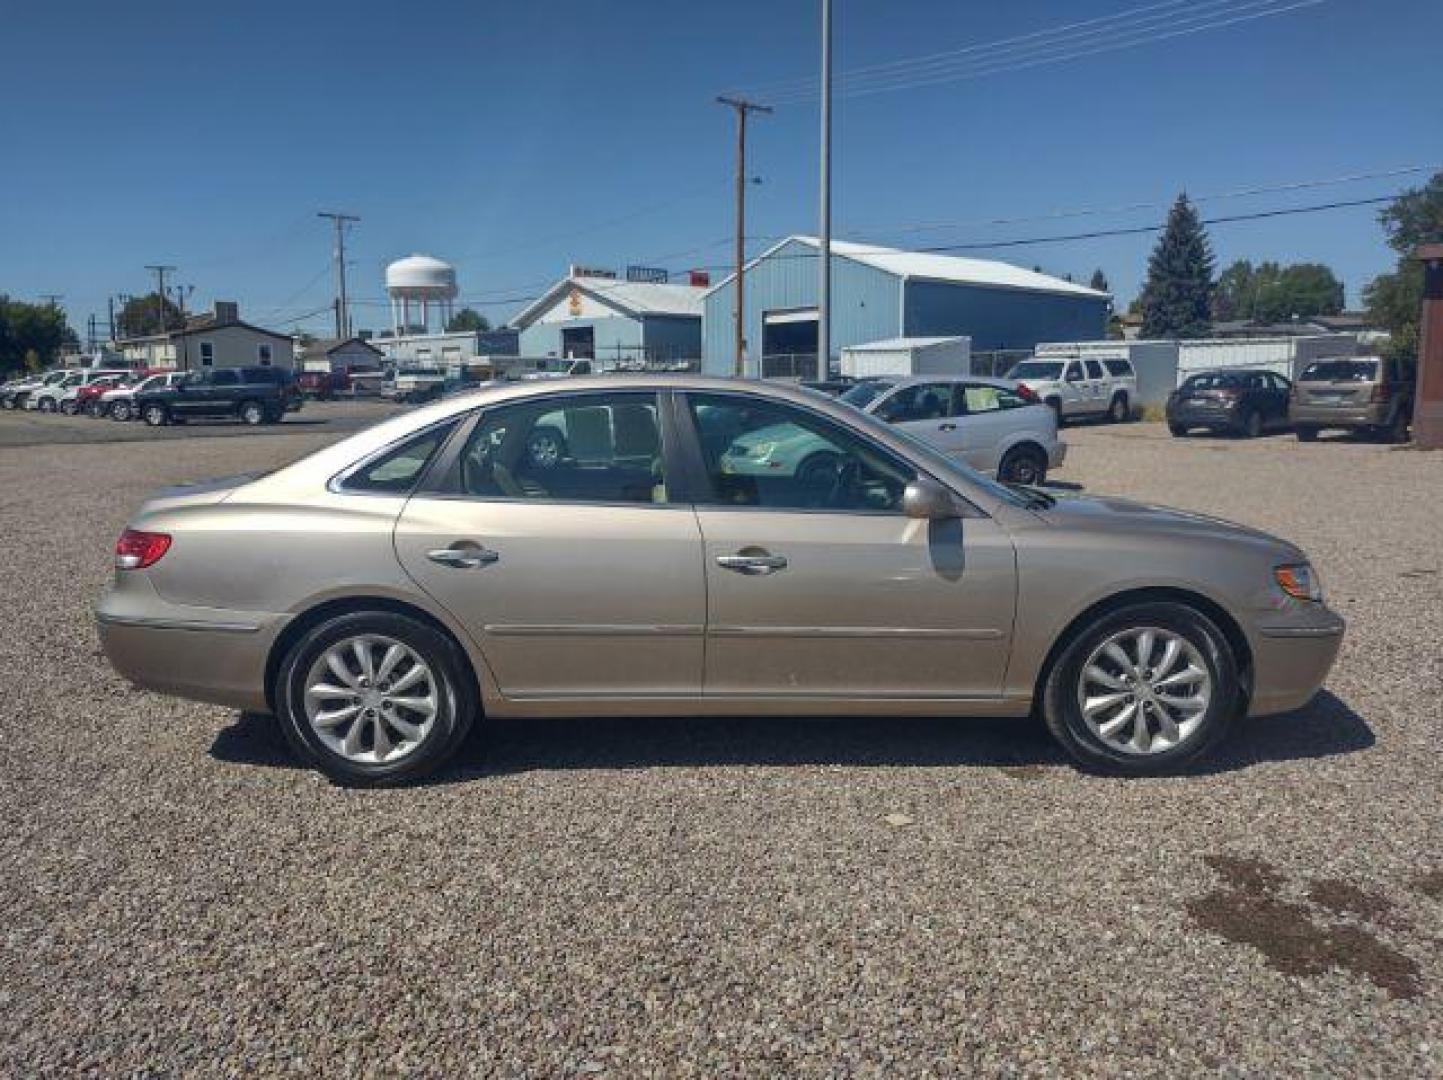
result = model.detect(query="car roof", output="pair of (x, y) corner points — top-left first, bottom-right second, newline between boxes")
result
(870, 373), (1021, 390)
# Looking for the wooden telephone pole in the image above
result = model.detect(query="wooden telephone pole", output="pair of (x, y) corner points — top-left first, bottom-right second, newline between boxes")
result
(716, 96), (771, 377)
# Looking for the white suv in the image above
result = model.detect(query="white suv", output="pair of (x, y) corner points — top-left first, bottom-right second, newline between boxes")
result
(1008, 356), (1136, 424)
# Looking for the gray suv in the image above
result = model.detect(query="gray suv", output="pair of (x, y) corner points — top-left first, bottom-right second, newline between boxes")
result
(1290, 356), (1413, 442)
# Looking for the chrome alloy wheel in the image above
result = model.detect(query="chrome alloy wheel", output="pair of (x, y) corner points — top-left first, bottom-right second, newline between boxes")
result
(302, 634), (438, 763)
(1077, 626), (1211, 755)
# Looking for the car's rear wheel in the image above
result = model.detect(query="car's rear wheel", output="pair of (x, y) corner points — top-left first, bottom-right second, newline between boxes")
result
(109, 400), (130, 421)
(998, 443), (1047, 486)
(275, 611), (476, 785)
(38, 397), (56, 413)
(59, 399), (77, 416)
(1108, 393), (1129, 424)
(1295, 425), (1319, 442)
(1168, 422), (1188, 437)
(1041, 601), (1238, 775)
(1238, 409), (1263, 438)
(142, 404), (168, 427)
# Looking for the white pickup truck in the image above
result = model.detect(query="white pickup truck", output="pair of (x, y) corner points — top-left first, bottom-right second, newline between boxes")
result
(1007, 355), (1137, 424)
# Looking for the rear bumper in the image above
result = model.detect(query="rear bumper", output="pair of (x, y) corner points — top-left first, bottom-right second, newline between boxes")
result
(95, 576), (286, 712)
(1290, 402), (1389, 428)
(1246, 608), (1346, 717)
(1167, 401), (1240, 428)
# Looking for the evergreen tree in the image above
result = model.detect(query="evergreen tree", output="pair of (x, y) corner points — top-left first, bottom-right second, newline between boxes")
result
(1089, 268), (1109, 293)
(1139, 194), (1215, 339)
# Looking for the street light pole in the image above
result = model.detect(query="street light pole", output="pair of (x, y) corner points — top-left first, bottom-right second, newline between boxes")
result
(817, 0), (833, 382)
(717, 95), (771, 378)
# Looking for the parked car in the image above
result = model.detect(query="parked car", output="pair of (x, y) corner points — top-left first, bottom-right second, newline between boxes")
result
(10, 368), (79, 411)
(98, 371), (183, 420)
(297, 371), (348, 401)
(1166, 368), (1292, 438)
(381, 368), (447, 404)
(97, 375), (1344, 785)
(1007, 356), (1136, 424)
(1289, 356), (1413, 443)
(799, 378), (858, 397)
(61, 371), (133, 415)
(838, 375), (1064, 485)
(134, 366), (301, 427)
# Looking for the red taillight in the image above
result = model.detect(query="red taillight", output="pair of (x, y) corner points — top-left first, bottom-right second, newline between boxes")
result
(1015, 383), (1039, 403)
(115, 529), (171, 570)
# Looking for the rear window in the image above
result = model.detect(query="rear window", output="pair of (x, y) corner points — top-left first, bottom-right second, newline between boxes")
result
(1183, 372), (1242, 391)
(838, 379), (896, 409)
(1300, 359), (1378, 382)
(1103, 359), (1134, 377)
(1008, 360), (1065, 380)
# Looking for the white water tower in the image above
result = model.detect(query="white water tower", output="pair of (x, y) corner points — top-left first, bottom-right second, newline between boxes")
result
(386, 254), (458, 336)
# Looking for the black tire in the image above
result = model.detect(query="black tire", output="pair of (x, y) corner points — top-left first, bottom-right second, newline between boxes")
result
(998, 443), (1048, 486)
(526, 425), (568, 469)
(1041, 601), (1239, 775)
(261, 404), (283, 424)
(37, 397), (56, 413)
(142, 403), (168, 427)
(1168, 422), (1189, 438)
(1381, 410), (1410, 444)
(1238, 409), (1263, 439)
(274, 610), (477, 786)
(1295, 425), (1319, 442)
(238, 399), (265, 426)
(1108, 393), (1129, 424)
(110, 400), (131, 422)
(59, 399), (77, 416)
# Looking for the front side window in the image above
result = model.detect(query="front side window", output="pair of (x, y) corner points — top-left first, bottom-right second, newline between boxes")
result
(1085, 360), (1105, 379)
(872, 382), (957, 423)
(457, 392), (666, 505)
(1064, 363), (1084, 383)
(687, 393), (913, 513)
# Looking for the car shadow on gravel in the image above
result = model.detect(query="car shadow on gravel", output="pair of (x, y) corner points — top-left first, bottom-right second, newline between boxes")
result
(208, 691), (1372, 784)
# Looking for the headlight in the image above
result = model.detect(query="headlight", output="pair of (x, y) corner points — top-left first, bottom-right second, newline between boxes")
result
(1274, 563), (1323, 603)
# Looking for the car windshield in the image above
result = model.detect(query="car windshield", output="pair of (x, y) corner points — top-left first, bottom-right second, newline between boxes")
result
(838, 379), (895, 409)
(1300, 359), (1379, 382)
(1008, 360), (1065, 380)
(1183, 373), (1242, 390)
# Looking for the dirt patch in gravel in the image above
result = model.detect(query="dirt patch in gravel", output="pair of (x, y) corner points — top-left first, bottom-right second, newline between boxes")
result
(1308, 879), (1406, 928)
(1413, 871), (1443, 900)
(1189, 856), (1422, 1000)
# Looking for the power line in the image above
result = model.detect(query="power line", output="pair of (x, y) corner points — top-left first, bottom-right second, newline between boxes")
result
(751, 0), (1323, 106)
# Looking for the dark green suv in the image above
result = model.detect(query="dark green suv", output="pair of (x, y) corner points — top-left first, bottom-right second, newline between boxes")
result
(136, 366), (301, 427)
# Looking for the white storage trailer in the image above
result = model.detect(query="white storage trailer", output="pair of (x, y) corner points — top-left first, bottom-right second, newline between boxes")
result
(839, 336), (972, 379)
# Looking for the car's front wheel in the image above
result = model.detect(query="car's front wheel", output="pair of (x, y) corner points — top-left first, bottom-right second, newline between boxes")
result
(238, 400), (265, 426)
(998, 443), (1047, 486)
(109, 400), (130, 421)
(275, 611), (477, 786)
(1041, 601), (1239, 775)
(142, 404), (168, 427)
(1108, 393), (1129, 424)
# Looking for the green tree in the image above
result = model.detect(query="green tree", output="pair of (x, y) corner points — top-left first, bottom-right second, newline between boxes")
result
(1139, 194), (1214, 339)
(446, 307), (491, 333)
(116, 292), (184, 339)
(1211, 260), (1345, 323)
(1089, 268), (1110, 293)
(1364, 171), (1443, 365)
(0, 297), (76, 376)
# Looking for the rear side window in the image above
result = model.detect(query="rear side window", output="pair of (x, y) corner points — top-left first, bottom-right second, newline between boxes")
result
(1084, 360), (1104, 379)
(339, 420), (459, 495)
(1103, 359), (1134, 377)
(960, 384), (1029, 413)
(872, 383), (958, 422)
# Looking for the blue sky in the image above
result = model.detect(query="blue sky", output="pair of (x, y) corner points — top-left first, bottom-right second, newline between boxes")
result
(2, 0), (1440, 340)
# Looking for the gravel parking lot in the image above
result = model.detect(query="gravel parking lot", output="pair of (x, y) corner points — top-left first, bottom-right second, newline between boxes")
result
(1, 412), (1439, 1075)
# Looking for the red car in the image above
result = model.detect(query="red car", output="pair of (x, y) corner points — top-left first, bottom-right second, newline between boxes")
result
(75, 373), (136, 416)
(296, 371), (349, 400)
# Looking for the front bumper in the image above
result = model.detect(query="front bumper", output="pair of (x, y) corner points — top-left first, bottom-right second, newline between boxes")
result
(1246, 607), (1346, 717)
(95, 574), (287, 713)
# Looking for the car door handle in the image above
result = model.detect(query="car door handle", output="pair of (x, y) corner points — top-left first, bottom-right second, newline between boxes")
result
(426, 545), (500, 569)
(716, 552), (788, 575)
(938, 422), (957, 431)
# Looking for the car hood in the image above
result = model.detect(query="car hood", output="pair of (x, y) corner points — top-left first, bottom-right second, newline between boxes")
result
(1033, 490), (1299, 556)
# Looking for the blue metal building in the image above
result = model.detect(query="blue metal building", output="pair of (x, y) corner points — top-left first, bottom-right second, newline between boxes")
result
(701, 236), (1111, 376)
(511, 272), (706, 364)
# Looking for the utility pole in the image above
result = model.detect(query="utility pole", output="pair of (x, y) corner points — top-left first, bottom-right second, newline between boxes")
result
(817, 0), (833, 382)
(39, 293), (63, 308)
(145, 265), (175, 335)
(318, 211), (360, 339)
(716, 95), (771, 377)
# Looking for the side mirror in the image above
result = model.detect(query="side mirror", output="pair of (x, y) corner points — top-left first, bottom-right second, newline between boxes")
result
(903, 477), (960, 520)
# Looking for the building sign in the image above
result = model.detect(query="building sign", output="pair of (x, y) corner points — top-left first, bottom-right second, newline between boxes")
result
(568, 287), (583, 317)
(568, 264), (616, 280)
(625, 265), (669, 283)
